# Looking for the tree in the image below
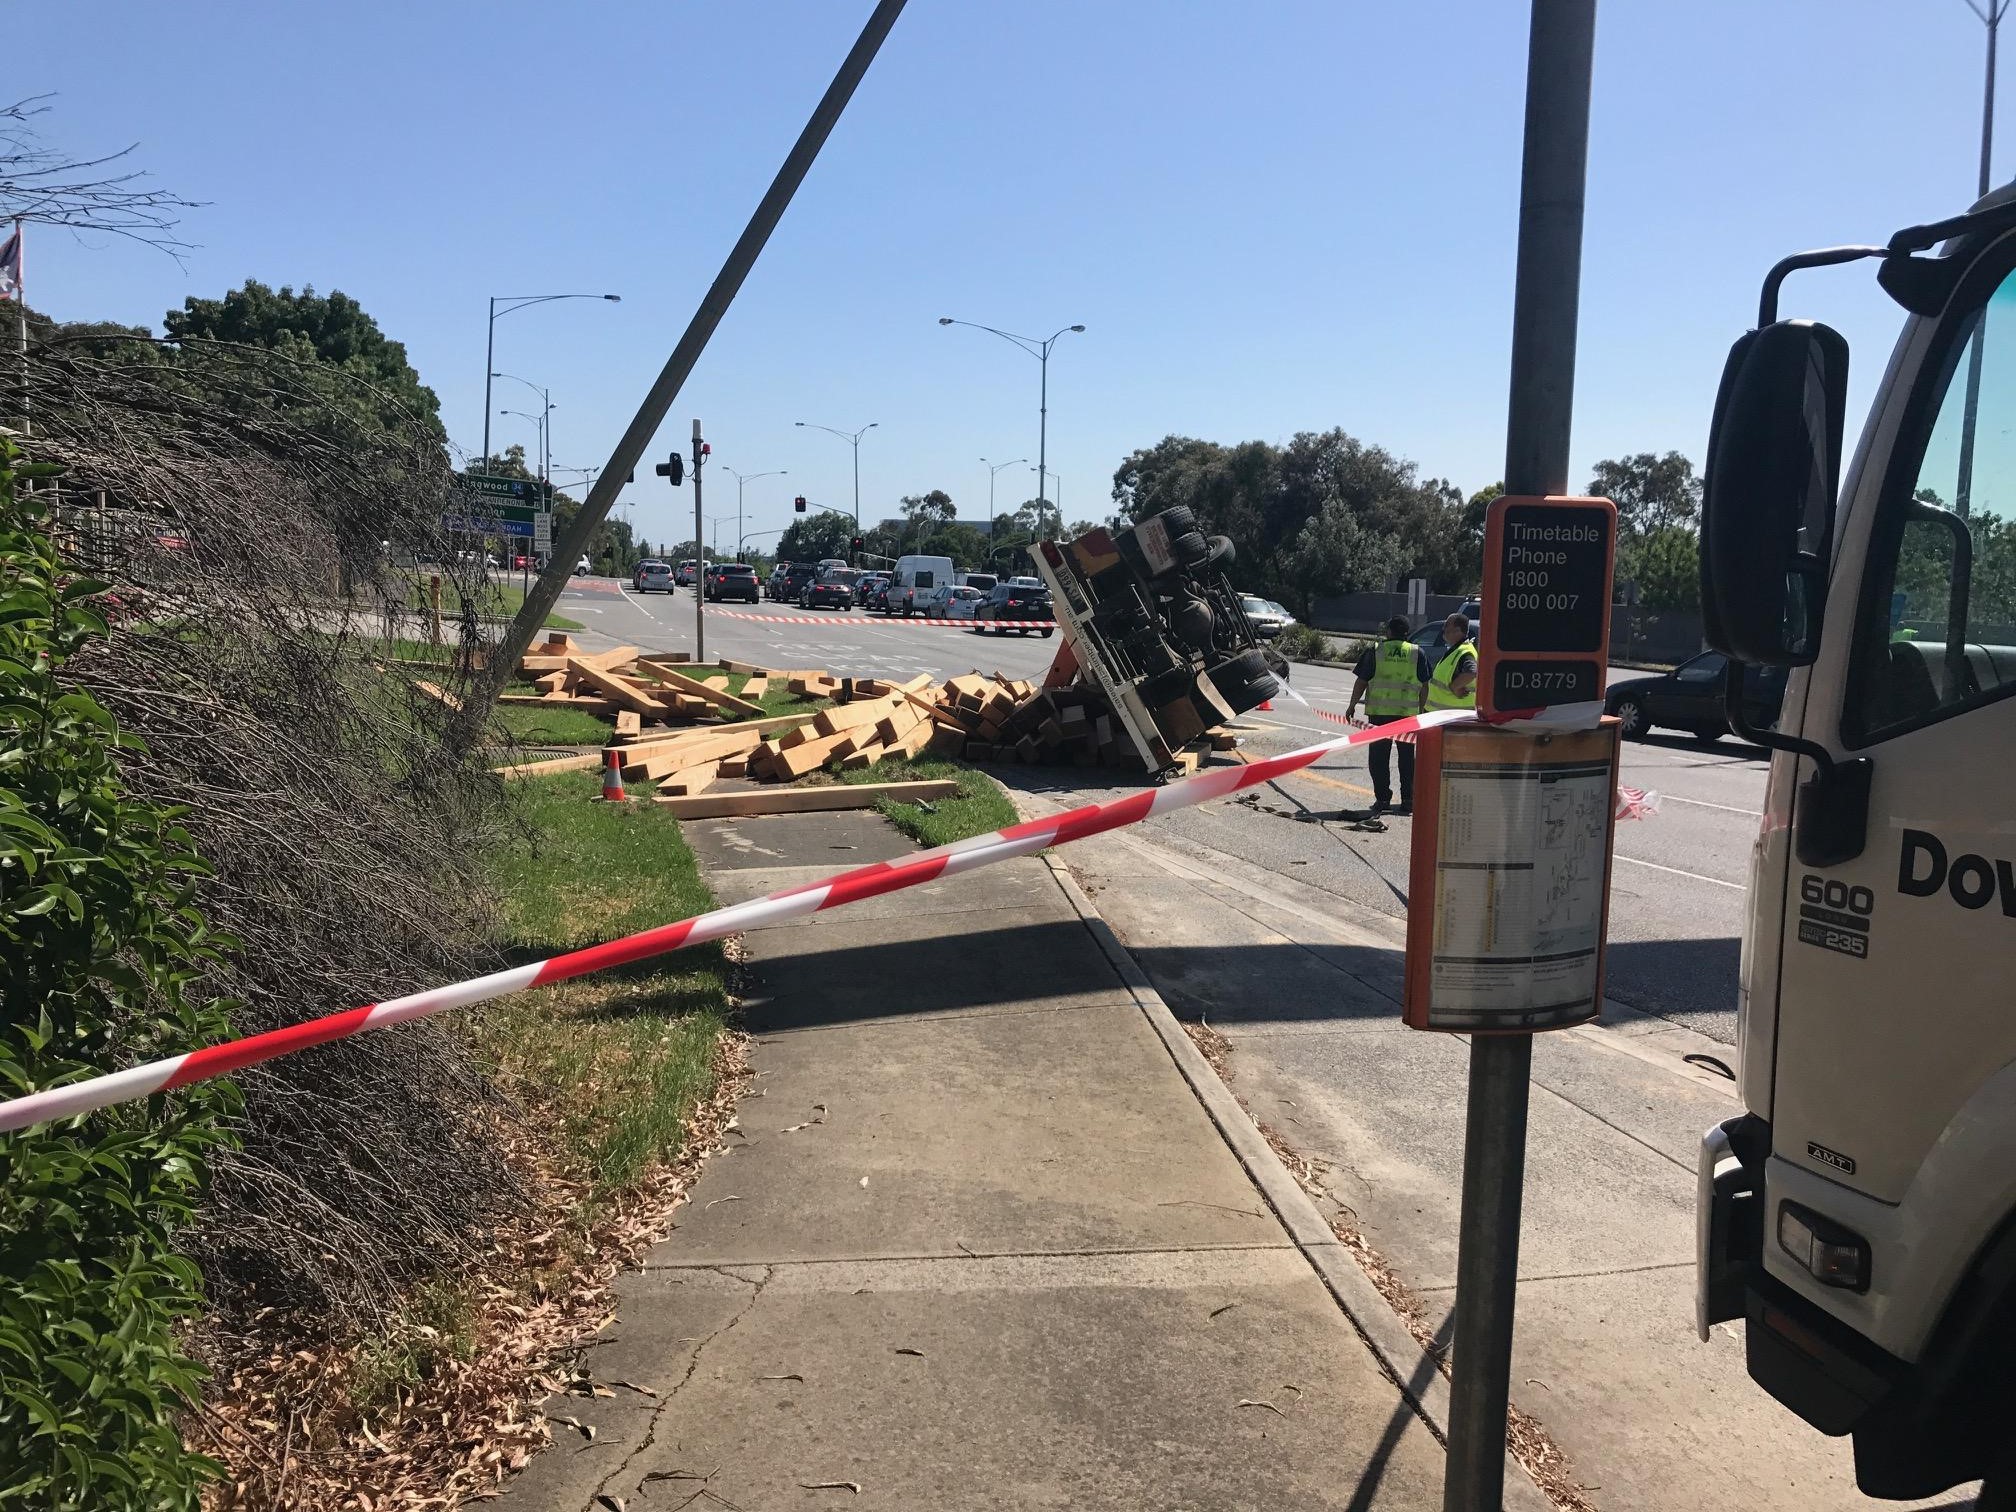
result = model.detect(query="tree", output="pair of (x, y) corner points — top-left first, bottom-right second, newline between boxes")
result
(0, 95), (200, 255)
(776, 511), (854, 564)
(163, 280), (444, 440)
(1290, 498), (1408, 600)
(1618, 525), (1700, 611)
(1588, 452), (1700, 537)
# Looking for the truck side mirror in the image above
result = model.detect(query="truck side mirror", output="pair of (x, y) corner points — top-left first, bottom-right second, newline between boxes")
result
(1701, 320), (1849, 666)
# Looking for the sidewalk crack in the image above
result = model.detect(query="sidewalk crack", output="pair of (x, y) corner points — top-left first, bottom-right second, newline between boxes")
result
(583, 1264), (773, 1512)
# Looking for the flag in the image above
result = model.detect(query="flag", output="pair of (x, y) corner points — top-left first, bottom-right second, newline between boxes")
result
(0, 222), (20, 302)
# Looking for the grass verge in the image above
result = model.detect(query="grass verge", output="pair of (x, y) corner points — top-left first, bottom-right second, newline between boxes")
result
(836, 755), (1019, 847)
(474, 769), (731, 1190)
(404, 573), (583, 630)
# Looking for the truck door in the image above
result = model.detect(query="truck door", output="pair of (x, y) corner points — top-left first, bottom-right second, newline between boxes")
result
(1771, 252), (2016, 1206)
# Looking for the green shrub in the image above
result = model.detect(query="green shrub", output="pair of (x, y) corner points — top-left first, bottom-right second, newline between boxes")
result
(1276, 621), (1339, 662)
(0, 441), (239, 1510)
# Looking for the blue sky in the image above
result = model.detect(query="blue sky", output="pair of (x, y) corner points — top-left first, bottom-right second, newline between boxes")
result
(11, 1), (2006, 555)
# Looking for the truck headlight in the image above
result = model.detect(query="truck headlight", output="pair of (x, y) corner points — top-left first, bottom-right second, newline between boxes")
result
(1778, 1202), (1870, 1292)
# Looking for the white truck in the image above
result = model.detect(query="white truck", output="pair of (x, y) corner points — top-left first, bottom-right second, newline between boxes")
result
(1697, 185), (2016, 1504)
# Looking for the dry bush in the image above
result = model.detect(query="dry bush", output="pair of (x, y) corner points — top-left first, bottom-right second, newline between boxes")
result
(21, 334), (529, 1322)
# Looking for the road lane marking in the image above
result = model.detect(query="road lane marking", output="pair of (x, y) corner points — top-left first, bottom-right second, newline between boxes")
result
(1614, 854), (1745, 889)
(1655, 794), (1762, 817)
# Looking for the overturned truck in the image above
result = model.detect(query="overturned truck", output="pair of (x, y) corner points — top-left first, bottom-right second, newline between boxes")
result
(1033, 506), (1286, 777)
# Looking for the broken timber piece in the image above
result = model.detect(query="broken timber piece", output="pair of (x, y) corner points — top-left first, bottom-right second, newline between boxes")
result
(652, 778), (960, 819)
(614, 710), (642, 738)
(658, 762), (720, 797)
(533, 670), (568, 694)
(567, 659), (668, 716)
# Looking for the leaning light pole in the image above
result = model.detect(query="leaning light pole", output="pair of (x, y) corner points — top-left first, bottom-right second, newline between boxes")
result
(939, 318), (1084, 540)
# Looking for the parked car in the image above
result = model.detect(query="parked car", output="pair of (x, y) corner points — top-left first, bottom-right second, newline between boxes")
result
(1239, 596), (1295, 639)
(706, 563), (762, 603)
(635, 561), (675, 594)
(922, 583), (983, 620)
(801, 567), (860, 610)
(633, 559), (668, 591)
(855, 573), (892, 611)
(974, 579), (1055, 636)
(882, 554), (955, 617)
(777, 563), (819, 604)
(1604, 651), (1786, 743)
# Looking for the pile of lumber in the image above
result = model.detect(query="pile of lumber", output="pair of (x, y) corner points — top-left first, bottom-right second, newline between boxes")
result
(500, 635), (767, 728)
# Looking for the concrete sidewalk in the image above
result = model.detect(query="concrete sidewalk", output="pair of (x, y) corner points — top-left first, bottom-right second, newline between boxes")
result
(1018, 795), (1974, 1512)
(493, 807), (1522, 1511)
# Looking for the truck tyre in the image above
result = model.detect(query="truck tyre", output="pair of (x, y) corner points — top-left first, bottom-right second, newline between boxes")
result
(1209, 648), (1281, 711)
(1170, 531), (1210, 569)
(1612, 693), (1648, 739)
(1150, 505), (1197, 537)
(1205, 534), (1236, 570)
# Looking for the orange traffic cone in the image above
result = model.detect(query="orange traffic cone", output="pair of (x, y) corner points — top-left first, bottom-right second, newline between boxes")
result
(1258, 698), (1273, 711)
(601, 748), (628, 802)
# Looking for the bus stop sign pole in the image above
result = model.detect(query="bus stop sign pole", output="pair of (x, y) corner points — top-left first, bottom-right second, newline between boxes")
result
(1442, 4), (1598, 1510)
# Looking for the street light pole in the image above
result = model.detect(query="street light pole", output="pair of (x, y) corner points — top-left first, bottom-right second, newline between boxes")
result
(795, 421), (877, 528)
(724, 466), (788, 566)
(481, 292), (620, 471)
(982, 456), (1026, 545)
(939, 318), (1084, 540)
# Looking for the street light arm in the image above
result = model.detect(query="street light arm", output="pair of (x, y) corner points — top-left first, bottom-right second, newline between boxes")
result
(492, 293), (623, 320)
(938, 316), (1046, 359)
(795, 421), (877, 443)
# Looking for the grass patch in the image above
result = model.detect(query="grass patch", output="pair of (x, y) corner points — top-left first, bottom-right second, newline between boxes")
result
(473, 771), (729, 1190)
(490, 701), (613, 747)
(836, 756), (1018, 847)
(403, 572), (583, 630)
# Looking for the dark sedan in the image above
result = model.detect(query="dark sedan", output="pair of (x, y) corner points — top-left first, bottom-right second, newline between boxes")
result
(801, 568), (860, 610)
(1605, 650), (1785, 742)
(705, 563), (762, 603)
(974, 580), (1055, 636)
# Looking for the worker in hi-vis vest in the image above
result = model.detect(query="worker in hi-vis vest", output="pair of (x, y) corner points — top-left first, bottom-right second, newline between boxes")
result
(1424, 610), (1479, 713)
(1345, 616), (1432, 814)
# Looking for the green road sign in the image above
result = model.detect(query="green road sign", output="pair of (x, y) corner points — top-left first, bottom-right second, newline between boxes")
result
(462, 473), (536, 504)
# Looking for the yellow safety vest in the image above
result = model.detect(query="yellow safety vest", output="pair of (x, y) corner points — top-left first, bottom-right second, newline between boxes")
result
(1426, 641), (1478, 710)
(1364, 639), (1420, 719)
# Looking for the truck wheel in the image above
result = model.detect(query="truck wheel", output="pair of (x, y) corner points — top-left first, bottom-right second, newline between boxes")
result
(1170, 531), (1210, 569)
(1150, 505), (1197, 537)
(1040, 628), (1054, 637)
(1209, 649), (1281, 712)
(1204, 534), (1236, 570)
(1612, 694), (1648, 739)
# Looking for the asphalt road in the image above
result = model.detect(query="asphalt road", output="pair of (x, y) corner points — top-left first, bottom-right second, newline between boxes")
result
(557, 575), (1762, 1043)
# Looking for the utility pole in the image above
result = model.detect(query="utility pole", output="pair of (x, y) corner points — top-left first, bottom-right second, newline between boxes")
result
(1441, 5), (1596, 1511)
(692, 419), (707, 663)
(1958, 0), (2007, 518)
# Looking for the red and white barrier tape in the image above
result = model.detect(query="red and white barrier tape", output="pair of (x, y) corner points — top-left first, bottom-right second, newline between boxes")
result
(0, 703), (1606, 1136)
(710, 610), (1058, 629)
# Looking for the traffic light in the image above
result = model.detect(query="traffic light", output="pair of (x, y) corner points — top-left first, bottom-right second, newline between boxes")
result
(794, 495), (807, 513)
(851, 536), (864, 554)
(654, 452), (685, 487)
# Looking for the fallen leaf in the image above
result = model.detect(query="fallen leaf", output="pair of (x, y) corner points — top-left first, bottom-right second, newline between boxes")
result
(799, 1481), (861, 1494)
(858, 1176), (869, 1188)
(705, 1195), (743, 1209)
(893, 1347), (924, 1358)
(1237, 1399), (1288, 1417)
(595, 1496), (626, 1511)
(1209, 1303), (1239, 1318)
(758, 1372), (805, 1382)
(609, 1379), (658, 1397)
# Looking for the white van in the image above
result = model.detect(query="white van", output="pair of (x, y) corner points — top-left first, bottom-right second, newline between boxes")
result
(882, 554), (955, 617)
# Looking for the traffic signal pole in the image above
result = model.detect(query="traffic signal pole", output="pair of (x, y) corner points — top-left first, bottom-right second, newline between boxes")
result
(693, 420), (706, 665)
(1441, 5), (1597, 1511)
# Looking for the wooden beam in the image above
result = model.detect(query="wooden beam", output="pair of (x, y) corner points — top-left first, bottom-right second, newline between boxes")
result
(658, 762), (720, 796)
(812, 695), (904, 739)
(614, 710), (642, 738)
(492, 751), (607, 780)
(620, 728), (765, 780)
(413, 679), (463, 712)
(741, 675), (770, 699)
(770, 725), (865, 779)
(617, 712), (814, 758)
(630, 661), (764, 718)
(495, 693), (618, 713)
(575, 644), (642, 671)
(652, 778), (961, 819)
(567, 659), (669, 715)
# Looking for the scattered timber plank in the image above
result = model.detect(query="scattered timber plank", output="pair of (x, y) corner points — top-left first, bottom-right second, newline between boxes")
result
(568, 660), (669, 716)
(719, 757), (749, 778)
(533, 670), (568, 694)
(926, 723), (966, 757)
(839, 741), (889, 771)
(719, 658), (774, 676)
(652, 778), (960, 819)
(492, 751), (606, 780)
(812, 695), (905, 739)
(658, 762), (720, 797)
(632, 663), (764, 719)
(770, 727), (864, 780)
(614, 710), (642, 738)
(616, 713), (814, 757)
(619, 728), (765, 780)
(903, 689), (971, 731)
(576, 644), (642, 671)
(741, 675), (770, 699)
(788, 675), (838, 698)
(701, 676), (730, 692)
(495, 693), (618, 713)
(413, 679), (463, 712)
